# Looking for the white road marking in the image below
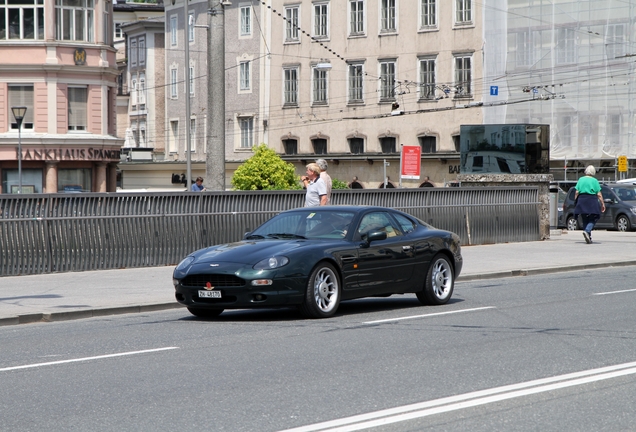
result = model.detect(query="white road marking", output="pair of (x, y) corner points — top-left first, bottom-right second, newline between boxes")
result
(279, 360), (636, 432)
(594, 288), (636, 296)
(363, 306), (495, 324)
(0, 347), (179, 372)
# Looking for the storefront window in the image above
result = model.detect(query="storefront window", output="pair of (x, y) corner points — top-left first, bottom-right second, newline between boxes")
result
(2, 169), (43, 194)
(58, 168), (91, 192)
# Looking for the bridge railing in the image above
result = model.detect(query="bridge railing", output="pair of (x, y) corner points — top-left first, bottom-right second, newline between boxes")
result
(0, 187), (540, 276)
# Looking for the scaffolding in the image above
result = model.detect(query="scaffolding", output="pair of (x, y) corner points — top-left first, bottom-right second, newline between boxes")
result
(483, 0), (636, 178)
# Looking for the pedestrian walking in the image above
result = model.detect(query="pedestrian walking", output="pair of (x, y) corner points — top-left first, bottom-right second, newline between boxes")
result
(316, 159), (332, 204)
(574, 165), (605, 243)
(301, 163), (327, 207)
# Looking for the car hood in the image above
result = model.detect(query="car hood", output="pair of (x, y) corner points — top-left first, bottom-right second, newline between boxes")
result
(191, 240), (306, 264)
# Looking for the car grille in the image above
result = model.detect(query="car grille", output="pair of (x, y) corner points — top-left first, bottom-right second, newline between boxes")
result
(180, 274), (245, 288)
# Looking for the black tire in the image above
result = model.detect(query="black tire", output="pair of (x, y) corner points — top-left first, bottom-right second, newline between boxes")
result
(566, 215), (580, 231)
(616, 215), (631, 232)
(417, 254), (454, 305)
(187, 307), (224, 318)
(299, 262), (341, 318)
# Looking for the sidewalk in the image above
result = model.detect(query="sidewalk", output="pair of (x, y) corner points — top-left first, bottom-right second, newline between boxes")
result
(2, 230), (636, 326)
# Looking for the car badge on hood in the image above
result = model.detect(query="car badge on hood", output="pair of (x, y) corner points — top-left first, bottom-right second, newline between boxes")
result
(205, 282), (214, 291)
(210, 264), (219, 267)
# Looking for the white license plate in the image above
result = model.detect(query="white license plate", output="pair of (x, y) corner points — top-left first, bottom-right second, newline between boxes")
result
(198, 290), (222, 298)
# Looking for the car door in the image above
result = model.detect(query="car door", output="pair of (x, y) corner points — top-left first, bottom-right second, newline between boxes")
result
(597, 186), (617, 228)
(354, 211), (415, 295)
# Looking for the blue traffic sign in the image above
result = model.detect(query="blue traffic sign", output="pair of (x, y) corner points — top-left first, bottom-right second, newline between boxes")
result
(490, 86), (498, 96)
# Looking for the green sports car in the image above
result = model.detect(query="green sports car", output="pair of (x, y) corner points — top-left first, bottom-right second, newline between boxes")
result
(173, 206), (463, 319)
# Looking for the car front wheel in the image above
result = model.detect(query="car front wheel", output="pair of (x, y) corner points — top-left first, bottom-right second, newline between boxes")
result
(187, 307), (224, 318)
(566, 215), (579, 230)
(299, 262), (341, 318)
(417, 254), (454, 305)
(616, 215), (631, 232)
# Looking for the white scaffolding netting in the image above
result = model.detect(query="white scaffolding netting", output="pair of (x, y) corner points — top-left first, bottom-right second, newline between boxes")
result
(483, 0), (636, 162)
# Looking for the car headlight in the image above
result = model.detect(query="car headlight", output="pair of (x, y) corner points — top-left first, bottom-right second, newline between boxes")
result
(176, 256), (195, 271)
(253, 256), (289, 270)
(631, 207), (636, 215)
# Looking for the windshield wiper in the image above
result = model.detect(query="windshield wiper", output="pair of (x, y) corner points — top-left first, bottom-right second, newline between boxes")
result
(265, 233), (307, 239)
(244, 234), (265, 239)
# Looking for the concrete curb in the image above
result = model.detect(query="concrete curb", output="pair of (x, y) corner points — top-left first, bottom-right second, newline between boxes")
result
(458, 260), (636, 282)
(3, 261), (636, 327)
(0, 303), (184, 327)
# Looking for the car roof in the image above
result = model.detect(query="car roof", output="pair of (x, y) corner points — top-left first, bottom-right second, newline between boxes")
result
(283, 205), (398, 213)
(604, 183), (636, 187)
(616, 178), (636, 185)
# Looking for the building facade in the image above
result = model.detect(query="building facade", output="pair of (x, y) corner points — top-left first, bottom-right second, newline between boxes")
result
(264, 0), (485, 187)
(0, 0), (122, 193)
(483, 0), (636, 181)
(118, 0), (265, 189)
(119, 1), (486, 190)
(113, 0), (164, 143)
(121, 17), (165, 154)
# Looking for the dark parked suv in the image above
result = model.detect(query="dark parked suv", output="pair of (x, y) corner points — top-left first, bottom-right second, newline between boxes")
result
(560, 183), (636, 231)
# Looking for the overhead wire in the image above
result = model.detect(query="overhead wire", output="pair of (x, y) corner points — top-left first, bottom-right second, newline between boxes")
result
(128, 0), (636, 149)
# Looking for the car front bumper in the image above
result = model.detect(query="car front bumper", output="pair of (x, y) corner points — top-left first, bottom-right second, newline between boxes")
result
(174, 277), (307, 309)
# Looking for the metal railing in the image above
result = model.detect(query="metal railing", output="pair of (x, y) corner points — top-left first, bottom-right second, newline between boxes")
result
(0, 187), (540, 276)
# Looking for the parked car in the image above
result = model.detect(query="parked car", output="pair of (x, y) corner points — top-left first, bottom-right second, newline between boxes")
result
(560, 183), (636, 231)
(551, 182), (575, 225)
(173, 206), (463, 319)
(556, 188), (567, 226)
(550, 181), (577, 193)
(616, 178), (636, 185)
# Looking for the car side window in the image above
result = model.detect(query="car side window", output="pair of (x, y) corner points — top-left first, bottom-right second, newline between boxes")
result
(305, 212), (353, 238)
(601, 186), (613, 202)
(613, 187), (635, 201)
(357, 212), (403, 238)
(393, 213), (416, 234)
(567, 188), (576, 202)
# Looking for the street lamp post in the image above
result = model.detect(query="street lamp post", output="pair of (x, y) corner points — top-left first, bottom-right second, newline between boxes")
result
(11, 106), (27, 194)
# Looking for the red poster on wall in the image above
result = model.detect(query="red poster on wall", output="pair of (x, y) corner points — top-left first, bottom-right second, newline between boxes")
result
(400, 145), (421, 179)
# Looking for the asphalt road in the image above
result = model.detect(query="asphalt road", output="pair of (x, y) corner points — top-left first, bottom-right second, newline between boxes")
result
(2, 266), (636, 431)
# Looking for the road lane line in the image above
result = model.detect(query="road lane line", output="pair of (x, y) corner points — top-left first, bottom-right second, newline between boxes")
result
(363, 306), (495, 324)
(594, 288), (636, 296)
(327, 367), (636, 431)
(279, 360), (636, 432)
(0, 347), (179, 372)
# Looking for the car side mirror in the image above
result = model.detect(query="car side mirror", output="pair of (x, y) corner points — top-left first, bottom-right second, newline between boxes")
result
(243, 231), (252, 239)
(604, 198), (612, 204)
(366, 230), (387, 243)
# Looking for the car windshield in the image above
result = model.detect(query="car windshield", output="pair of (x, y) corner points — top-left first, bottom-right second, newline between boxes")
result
(251, 210), (356, 240)
(610, 185), (636, 201)
(558, 189), (567, 205)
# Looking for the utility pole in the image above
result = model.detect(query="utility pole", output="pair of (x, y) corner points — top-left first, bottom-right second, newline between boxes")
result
(206, 0), (229, 190)
(184, 0), (192, 191)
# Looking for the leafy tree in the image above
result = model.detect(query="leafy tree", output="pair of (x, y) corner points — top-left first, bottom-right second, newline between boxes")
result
(232, 144), (301, 190)
(332, 178), (349, 189)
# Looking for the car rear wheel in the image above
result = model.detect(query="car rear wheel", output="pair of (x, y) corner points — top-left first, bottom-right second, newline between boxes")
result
(417, 254), (454, 306)
(566, 215), (580, 230)
(299, 262), (341, 318)
(616, 215), (631, 232)
(187, 307), (224, 318)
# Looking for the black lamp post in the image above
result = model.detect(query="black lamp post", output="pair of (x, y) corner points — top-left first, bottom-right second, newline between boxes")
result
(11, 106), (27, 194)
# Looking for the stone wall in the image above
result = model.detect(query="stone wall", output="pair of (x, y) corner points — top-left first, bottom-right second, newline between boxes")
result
(457, 173), (553, 240)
